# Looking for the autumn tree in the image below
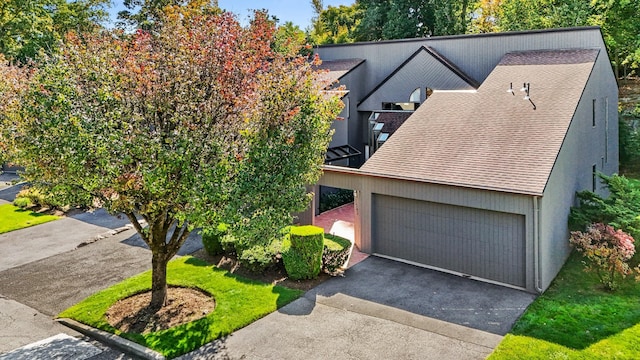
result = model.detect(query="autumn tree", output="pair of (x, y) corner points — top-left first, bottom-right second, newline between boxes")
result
(7, 9), (341, 311)
(0, 56), (28, 163)
(117, 0), (218, 29)
(0, 0), (108, 63)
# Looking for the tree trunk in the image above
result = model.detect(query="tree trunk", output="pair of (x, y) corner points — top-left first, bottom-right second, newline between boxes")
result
(149, 252), (168, 312)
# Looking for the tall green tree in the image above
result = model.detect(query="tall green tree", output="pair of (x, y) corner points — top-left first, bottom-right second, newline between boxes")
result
(309, 3), (362, 44)
(274, 21), (310, 55)
(4, 9), (341, 311)
(0, 0), (107, 63)
(471, 0), (640, 77)
(354, 0), (471, 41)
(117, 0), (218, 29)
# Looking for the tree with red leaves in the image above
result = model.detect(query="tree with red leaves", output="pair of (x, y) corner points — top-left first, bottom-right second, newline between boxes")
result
(5, 8), (341, 311)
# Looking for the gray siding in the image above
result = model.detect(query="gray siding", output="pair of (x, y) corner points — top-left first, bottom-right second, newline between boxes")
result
(328, 95), (349, 148)
(316, 167), (537, 292)
(539, 45), (618, 290)
(317, 28), (606, 98)
(358, 49), (475, 111)
(329, 62), (368, 165)
(373, 195), (526, 287)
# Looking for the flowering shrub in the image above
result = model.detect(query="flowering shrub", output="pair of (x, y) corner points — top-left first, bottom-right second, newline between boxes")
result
(570, 223), (638, 290)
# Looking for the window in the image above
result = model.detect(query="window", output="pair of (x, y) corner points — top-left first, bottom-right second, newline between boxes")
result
(605, 97), (609, 163)
(592, 99), (596, 127)
(409, 88), (421, 103)
(592, 164), (597, 192)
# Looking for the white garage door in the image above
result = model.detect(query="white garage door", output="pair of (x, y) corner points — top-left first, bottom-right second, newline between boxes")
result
(373, 195), (526, 288)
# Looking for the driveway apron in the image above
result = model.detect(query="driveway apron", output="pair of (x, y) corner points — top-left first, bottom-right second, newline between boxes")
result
(180, 256), (536, 360)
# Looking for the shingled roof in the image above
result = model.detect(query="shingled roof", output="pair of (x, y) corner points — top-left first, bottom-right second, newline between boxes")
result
(374, 111), (414, 135)
(314, 58), (365, 88)
(361, 48), (599, 195)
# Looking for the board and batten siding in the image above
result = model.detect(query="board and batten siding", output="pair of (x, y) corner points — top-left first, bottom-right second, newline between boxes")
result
(373, 195), (527, 287)
(317, 166), (537, 292)
(539, 44), (618, 290)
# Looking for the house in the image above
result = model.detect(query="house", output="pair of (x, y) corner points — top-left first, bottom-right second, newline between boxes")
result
(305, 27), (618, 293)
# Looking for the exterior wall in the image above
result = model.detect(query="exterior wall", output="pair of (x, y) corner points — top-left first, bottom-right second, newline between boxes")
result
(317, 166), (537, 292)
(539, 47), (618, 290)
(317, 27), (606, 95)
(328, 96), (349, 148)
(331, 63), (368, 166)
(358, 48), (475, 111)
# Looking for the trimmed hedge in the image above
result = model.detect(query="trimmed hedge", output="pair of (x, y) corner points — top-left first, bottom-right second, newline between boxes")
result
(282, 225), (324, 280)
(201, 223), (228, 256)
(323, 234), (352, 274)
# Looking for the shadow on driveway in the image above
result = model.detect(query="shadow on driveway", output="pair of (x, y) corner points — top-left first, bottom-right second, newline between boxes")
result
(302, 256), (536, 335)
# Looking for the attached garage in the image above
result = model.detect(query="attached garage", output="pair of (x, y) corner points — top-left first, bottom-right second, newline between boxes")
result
(372, 194), (526, 288)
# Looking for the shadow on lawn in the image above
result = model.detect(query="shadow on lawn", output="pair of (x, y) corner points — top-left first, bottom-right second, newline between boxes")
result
(509, 252), (640, 349)
(183, 257), (301, 310)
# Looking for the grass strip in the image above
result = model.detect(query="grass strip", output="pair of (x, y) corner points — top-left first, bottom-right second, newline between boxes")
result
(0, 203), (59, 234)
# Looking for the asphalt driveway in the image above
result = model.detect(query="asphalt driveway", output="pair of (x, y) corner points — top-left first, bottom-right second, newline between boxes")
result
(180, 256), (536, 360)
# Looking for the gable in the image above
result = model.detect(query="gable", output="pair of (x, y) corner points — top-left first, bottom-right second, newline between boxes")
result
(358, 46), (478, 111)
(361, 49), (599, 195)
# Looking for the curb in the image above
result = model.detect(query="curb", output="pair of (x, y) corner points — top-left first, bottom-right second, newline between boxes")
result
(56, 318), (165, 360)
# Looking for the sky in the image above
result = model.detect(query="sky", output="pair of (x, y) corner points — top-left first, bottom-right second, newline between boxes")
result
(107, 0), (355, 30)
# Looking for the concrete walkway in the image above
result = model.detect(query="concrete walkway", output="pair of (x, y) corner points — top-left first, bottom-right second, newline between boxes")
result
(314, 202), (369, 267)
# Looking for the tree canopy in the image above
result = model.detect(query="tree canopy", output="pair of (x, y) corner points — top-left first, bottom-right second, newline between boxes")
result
(0, 0), (108, 63)
(1, 8), (342, 311)
(117, 0), (219, 29)
(472, 0), (640, 77)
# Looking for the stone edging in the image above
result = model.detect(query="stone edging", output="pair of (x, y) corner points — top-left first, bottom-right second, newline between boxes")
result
(56, 318), (165, 360)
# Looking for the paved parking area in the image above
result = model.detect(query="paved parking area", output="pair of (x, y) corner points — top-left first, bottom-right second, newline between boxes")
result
(180, 256), (536, 359)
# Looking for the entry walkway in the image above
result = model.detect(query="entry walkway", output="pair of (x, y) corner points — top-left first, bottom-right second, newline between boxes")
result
(314, 202), (368, 267)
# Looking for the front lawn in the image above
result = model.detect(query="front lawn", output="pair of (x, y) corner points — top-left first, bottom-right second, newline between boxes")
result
(0, 203), (59, 234)
(489, 252), (640, 359)
(58, 256), (303, 359)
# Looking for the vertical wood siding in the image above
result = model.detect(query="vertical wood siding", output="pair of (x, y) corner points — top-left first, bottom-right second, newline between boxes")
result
(373, 195), (526, 287)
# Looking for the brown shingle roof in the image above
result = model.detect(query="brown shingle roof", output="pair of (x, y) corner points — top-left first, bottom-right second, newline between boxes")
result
(315, 58), (365, 88)
(375, 111), (413, 135)
(361, 49), (599, 195)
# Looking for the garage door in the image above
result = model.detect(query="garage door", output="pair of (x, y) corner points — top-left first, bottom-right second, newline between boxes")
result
(373, 195), (526, 288)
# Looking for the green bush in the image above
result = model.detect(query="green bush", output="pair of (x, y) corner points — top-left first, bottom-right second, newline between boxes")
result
(319, 188), (354, 213)
(12, 197), (33, 209)
(282, 225), (324, 280)
(237, 240), (282, 273)
(323, 234), (352, 274)
(201, 223), (227, 256)
(569, 174), (640, 244)
(14, 187), (46, 208)
(13, 186), (69, 210)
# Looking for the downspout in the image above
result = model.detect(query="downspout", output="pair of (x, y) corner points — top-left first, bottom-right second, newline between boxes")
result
(533, 196), (543, 293)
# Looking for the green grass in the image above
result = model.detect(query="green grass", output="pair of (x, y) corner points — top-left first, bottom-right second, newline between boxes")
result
(489, 252), (640, 359)
(323, 233), (352, 250)
(0, 203), (59, 234)
(58, 256), (303, 359)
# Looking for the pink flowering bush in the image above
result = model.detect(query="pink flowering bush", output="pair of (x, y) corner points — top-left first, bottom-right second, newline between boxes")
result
(570, 223), (638, 290)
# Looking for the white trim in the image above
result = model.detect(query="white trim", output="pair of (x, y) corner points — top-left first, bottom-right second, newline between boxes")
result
(431, 89), (478, 93)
